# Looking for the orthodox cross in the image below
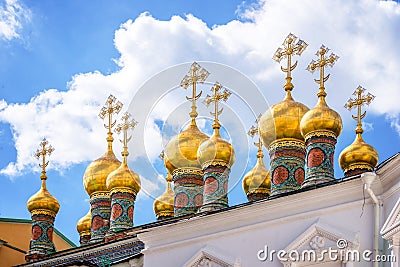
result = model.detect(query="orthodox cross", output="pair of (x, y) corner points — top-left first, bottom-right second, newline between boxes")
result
(203, 82), (231, 130)
(98, 95), (123, 151)
(180, 62), (209, 125)
(115, 112), (138, 163)
(306, 45), (339, 98)
(35, 138), (54, 182)
(344, 86), (375, 135)
(273, 33), (308, 98)
(248, 114), (263, 158)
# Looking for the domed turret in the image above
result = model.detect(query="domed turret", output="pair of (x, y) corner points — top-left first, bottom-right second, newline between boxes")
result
(300, 97), (342, 139)
(300, 45), (341, 187)
(83, 151), (121, 197)
(164, 123), (209, 173)
(164, 62), (210, 216)
(27, 182), (60, 216)
(197, 82), (235, 212)
(339, 86), (378, 177)
(84, 95), (123, 244)
(76, 209), (91, 245)
(106, 112), (140, 236)
(197, 129), (235, 169)
(26, 139), (59, 262)
(339, 134), (378, 175)
(259, 97), (309, 148)
(154, 172), (174, 220)
(106, 162), (140, 195)
(258, 33), (309, 196)
(243, 137), (271, 202)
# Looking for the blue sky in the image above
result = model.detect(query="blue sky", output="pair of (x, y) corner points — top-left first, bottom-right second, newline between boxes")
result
(0, 0), (399, 246)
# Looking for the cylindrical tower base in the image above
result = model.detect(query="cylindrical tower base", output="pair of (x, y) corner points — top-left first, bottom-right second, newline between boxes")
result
(268, 139), (306, 196)
(199, 164), (229, 212)
(172, 168), (204, 216)
(89, 192), (111, 244)
(302, 132), (337, 188)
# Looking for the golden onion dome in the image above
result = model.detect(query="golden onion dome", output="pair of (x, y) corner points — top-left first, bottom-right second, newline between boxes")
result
(300, 96), (342, 138)
(339, 134), (378, 174)
(76, 209), (91, 236)
(83, 149), (121, 197)
(153, 173), (174, 219)
(259, 94), (309, 148)
(243, 153), (271, 197)
(27, 180), (60, 216)
(106, 161), (141, 194)
(164, 122), (209, 174)
(197, 128), (235, 168)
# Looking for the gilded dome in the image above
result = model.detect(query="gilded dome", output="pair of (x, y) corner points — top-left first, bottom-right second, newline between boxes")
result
(339, 134), (378, 174)
(83, 149), (121, 196)
(164, 122), (209, 173)
(106, 161), (141, 194)
(197, 129), (235, 168)
(300, 97), (342, 138)
(27, 181), (60, 216)
(243, 156), (271, 196)
(259, 95), (309, 148)
(153, 173), (174, 219)
(76, 209), (91, 236)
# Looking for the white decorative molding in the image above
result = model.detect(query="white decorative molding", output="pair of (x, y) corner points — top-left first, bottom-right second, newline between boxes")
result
(280, 221), (358, 266)
(381, 197), (400, 241)
(183, 245), (238, 267)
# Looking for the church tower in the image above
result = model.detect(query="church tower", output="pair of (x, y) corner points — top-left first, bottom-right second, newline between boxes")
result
(26, 139), (60, 262)
(339, 86), (378, 176)
(106, 112), (140, 240)
(258, 33), (309, 196)
(300, 45), (342, 187)
(83, 95), (122, 243)
(243, 122), (271, 201)
(164, 62), (210, 216)
(153, 169), (174, 221)
(197, 82), (235, 212)
(76, 208), (91, 245)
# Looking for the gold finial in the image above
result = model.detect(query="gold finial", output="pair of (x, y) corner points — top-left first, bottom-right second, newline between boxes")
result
(99, 95), (123, 152)
(35, 138), (54, 188)
(180, 62), (210, 125)
(115, 112), (138, 164)
(307, 45), (339, 100)
(344, 86), (375, 135)
(248, 114), (263, 158)
(273, 33), (308, 99)
(203, 82), (231, 133)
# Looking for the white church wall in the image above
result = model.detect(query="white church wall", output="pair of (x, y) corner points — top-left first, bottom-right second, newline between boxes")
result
(140, 182), (378, 267)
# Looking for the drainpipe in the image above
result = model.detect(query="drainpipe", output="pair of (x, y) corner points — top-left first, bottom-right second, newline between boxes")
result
(362, 172), (381, 267)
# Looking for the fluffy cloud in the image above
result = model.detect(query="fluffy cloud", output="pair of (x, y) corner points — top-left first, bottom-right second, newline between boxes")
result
(0, 0), (399, 181)
(0, 0), (31, 41)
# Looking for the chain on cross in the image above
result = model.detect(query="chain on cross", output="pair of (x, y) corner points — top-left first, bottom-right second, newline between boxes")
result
(273, 33), (308, 96)
(307, 45), (339, 98)
(35, 138), (55, 180)
(203, 82), (231, 129)
(99, 95), (123, 148)
(248, 114), (263, 157)
(180, 62), (209, 124)
(115, 112), (138, 162)
(344, 85), (375, 135)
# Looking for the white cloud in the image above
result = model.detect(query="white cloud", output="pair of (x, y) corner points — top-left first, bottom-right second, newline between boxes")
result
(388, 114), (400, 136)
(0, 0), (31, 41)
(1, 0), (400, 182)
